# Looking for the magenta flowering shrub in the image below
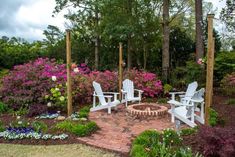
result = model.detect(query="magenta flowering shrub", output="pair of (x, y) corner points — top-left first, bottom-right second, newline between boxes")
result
(124, 69), (163, 97)
(0, 58), (163, 115)
(0, 58), (66, 114)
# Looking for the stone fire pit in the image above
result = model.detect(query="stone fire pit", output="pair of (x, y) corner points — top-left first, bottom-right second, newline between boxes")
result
(127, 103), (168, 117)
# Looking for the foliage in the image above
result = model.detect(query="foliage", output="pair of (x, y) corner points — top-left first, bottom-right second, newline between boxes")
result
(71, 122), (98, 137)
(125, 69), (163, 97)
(130, 129), (201, 157)
(45, 84), (67, 109)
(162, 129), (182, 147)
(0, 101), (8, 114)
(170, 60), (205, 89)
(79, 106), (90, 118)
(198, 126), (235, 157)
(10, 119), (30, 128)
(226, 98), (235, 105)
(214, 52), (235, 82)
(55, 120), (98, 137)
(13, 106), (29, 116)
(31, 121), (48, 133)
(169, 26), (195, 67)
(27, 104), (48, 117)
(0, 37), (43, 69)
(0, 121), (5, 132)
(55, 120), (73, 132)
(209, 108), (218, 127)
(157, 98), (168, 104)
(180, 127), (197, 136)
(163, 84), (173, 94)
(220, 0), (235, 33)
(221, 72), (235, 96)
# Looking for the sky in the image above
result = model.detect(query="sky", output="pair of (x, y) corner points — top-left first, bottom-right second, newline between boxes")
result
(0, 0), (227, 42)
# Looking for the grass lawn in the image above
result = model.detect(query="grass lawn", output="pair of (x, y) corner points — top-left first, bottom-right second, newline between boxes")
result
(0, 144), (119, 157)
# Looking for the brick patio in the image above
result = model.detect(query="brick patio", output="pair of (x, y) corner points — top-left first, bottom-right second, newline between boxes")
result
(77, 104), (174, 156)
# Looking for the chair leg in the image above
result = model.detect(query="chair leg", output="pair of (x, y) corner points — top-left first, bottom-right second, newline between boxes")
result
(171, 104), (175, 123)
(108, 107), (111, 114)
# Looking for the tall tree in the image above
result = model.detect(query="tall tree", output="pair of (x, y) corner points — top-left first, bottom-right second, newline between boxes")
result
(162, 0), (170, 82)
(54, 0), (101, 70)
(195, 0), (204, 61)
(220, 0), (235, 33)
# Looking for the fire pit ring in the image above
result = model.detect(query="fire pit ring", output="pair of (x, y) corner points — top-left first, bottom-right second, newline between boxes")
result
(127, 103), (168, 117)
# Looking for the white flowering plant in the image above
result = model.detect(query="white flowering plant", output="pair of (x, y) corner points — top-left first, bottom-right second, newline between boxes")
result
(45, 83), (67, 109)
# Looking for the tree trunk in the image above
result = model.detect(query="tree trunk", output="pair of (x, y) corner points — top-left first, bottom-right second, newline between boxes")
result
(143, 43), (147, 70)
(127, 0), (132, 71)
(195, 0), (204, 61)
(162, 0), (170, 82)
(127, 36), (132, 70)
(94, 4), (99, 70)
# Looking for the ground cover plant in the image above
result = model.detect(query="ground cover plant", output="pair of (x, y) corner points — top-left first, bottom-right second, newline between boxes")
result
(130, 129), (202, 157)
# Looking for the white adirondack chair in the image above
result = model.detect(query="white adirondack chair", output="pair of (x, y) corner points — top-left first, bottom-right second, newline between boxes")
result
(192, 88), (205, 124)
(167, 81), (199, 127)
(121, 79), (143, 107)
(90, 81), (120, 114)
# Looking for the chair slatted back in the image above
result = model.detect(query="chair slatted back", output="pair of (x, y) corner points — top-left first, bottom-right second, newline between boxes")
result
(93, 81), (106, 105)
(123, 79), (134, 99)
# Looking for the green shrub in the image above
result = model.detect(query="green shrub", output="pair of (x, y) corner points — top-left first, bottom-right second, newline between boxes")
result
(56, 120), (98, 137)
(71, 121), (98, 137)
(180, 127), (197, 136)
(221, 72), (235, 96)
(0, 121), (5, 132)
(157, 98), (168, 104)
(226, 98), (235, 105)
(10, 119), (30, 128)
(0, 101), (8, 114)
(162, 129), (182, 147)
(133, 130), (161, 147)
(163, 84), (173, 94)
(55, 120), (74, 132)
(215, 52), (235, 82)
(31, 121), (48, 133)
(79, 106), (90, 118)
(170, 61), (205, 89)
(209, 108), (218, 127)
(13, 106), (29, 116)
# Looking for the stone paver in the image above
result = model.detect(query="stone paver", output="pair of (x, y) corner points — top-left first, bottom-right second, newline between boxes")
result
(77, 105), (174, 155)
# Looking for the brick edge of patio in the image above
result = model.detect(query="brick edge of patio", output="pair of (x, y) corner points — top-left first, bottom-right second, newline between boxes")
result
(77, 137), (130, 156)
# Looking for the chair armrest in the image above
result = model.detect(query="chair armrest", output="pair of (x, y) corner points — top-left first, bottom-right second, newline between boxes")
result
(121, 90), (127, 94)
(134, 89), (143, 93)
(169, 91), (185, 95)
(167, 100), (194, 107)
(93, 94), (113, 98)
(103, 92), (119, 95)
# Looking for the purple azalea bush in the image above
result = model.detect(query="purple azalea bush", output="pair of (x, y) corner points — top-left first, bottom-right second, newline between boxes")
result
(0, 58), (163, 116)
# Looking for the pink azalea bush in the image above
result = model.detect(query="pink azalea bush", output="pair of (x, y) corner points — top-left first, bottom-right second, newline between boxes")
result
(124, 69), (163, 97)
(0, 58), (163, 115)
(0, 58), (66, 115)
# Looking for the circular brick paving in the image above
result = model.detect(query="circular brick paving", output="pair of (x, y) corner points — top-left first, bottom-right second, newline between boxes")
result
(127, 103), (168, 117)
